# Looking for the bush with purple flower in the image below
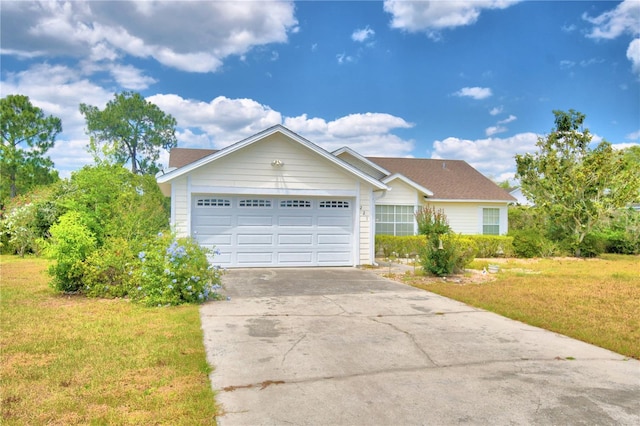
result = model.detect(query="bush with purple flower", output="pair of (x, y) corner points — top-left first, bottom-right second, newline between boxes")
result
(131, 232), (224, 306)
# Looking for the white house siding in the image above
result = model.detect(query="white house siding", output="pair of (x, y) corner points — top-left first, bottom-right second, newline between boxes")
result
(424, 201), (509, 235)
(189, 134), (357, 192)
(169, 133), (377, 265)
(358, 185), (373, 264)
(172, 177), (189, 237)
(376, 180), (418, 206)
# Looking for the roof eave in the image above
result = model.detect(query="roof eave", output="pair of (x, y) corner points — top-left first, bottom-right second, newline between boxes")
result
(157, 125), (389, 190)
(383, 173), (434, 197)
(424, 198), (515, 203)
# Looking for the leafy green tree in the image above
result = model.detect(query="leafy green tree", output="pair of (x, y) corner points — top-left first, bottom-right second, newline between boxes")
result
(515, 110), (640, 256)
(56, 164), (169, 247)
(79, 91), (177, 175)
(622, 146), (640, 203)
(0, 94), (61, 202)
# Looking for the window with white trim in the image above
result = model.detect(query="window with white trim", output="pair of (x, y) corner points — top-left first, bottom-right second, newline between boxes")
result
(482, 208), (500, 235)
(375, 205), (414, 236)
(319, 200), (350, 209)
(196, 198), (230, 207)
(280, 200), (311, 208)
(239, 199), (271, 208)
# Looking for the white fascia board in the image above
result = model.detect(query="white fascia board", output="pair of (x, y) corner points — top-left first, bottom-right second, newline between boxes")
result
(424, 198), (512, 204)
(332, 146), (391, 176)
(383, 173), (434, 197)
(189, 186), (358, 197)
(158, 124), (388, 190)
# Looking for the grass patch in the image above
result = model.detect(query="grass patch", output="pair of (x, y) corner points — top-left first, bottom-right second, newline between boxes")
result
(406, 255), (640, 359)
(0, 256), (217, 424)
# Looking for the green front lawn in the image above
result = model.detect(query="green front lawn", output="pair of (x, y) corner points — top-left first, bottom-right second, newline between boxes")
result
(0, 256), (217, 424)
(401, 254), (640, 359)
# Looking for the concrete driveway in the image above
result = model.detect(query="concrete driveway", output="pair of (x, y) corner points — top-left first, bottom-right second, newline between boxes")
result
(200, 268), (640, 425)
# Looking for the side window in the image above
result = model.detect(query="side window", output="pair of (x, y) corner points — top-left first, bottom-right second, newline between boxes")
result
(375, 205), (414, 236)
(482, 208), (500, 235)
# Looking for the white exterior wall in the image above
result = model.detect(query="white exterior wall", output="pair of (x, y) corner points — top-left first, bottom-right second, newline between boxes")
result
(190, 134), (356, 191)
(168, 133), (377, 265)
(358, 185), (373, 265)
(172, 177), (189, 237)
(376, 180), (418, 205)
(424, 201), (509, 235)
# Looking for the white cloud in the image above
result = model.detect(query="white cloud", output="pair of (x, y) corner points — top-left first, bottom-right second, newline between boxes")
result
(583, 1), (640, 76)
(498, 114), (517, 124)
(583, 0), (640, 40)
(147, 94), (283, 147)
(560, 60), (576, 69)
(627, 38), (640, 76)
(109, 64), (157, 90)
(1, 0), (298, 73)
(286, 114), (415, 156)
(613, 142), (640, 150)
(432, 132), (539, 181)
(626, 129), (640, 140)
(454, 86), (493, 100)
(489, 106), (503, 116)
(352, 26), (375, 43)
(485, 126), (506, 136)
(383, 0), (520, 39)
(337, 52), (356, 64)
(147, 95), (415, 157)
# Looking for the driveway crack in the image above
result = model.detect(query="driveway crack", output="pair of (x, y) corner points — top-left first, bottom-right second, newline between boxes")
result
(371, 317), (439, 367)
(321, 295), (348, 315)
(281, 333), (307, 366)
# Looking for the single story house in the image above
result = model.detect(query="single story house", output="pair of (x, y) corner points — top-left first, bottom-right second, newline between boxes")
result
(157, 125), (515, 267)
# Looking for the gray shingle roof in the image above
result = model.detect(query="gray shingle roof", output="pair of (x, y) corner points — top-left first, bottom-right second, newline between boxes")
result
(166, 147), (514, 202)
(168, 147), (217, 168)
(367, 157), (515, 201)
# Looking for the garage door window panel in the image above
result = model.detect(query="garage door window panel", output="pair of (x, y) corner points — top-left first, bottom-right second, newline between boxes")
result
(239, 199), (272, 208)
(196, 198), (231, 207)
(319, 200), (350, 209)
(280, 200), (312, 208)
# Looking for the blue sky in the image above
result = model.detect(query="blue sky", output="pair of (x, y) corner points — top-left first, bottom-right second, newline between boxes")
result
(1, 0), (639, 182)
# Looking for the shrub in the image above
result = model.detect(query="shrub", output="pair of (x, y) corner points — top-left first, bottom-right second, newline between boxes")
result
(131, 232), (223, 307)
(47, 212), (97, 292)
(577, 232), (608, 258)
(56, 165), (169, 247)
(465, 235), (514, 258)
(83, 237), (136, 298)
(0, 186), (60, 256)
(510, 229), (550, 258)
(597, 209), (640, 255)
(419, 234), (475, 276)
(415, 205), (451, 236)
(375, 235), (425, 258)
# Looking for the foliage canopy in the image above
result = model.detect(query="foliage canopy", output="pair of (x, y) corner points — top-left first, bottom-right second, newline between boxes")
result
(515, 110), (640, 256)
(0, 94), (61, 203)
(80, 91), (177, 175)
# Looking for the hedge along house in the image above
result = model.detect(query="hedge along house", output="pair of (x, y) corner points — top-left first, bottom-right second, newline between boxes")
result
(157, 125), (515, 268)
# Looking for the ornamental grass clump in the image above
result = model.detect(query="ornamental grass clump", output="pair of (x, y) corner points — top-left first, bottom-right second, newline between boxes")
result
(132, 232), (223, 307)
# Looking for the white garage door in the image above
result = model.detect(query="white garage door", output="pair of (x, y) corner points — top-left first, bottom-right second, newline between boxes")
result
(192, 196), (354, 267)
